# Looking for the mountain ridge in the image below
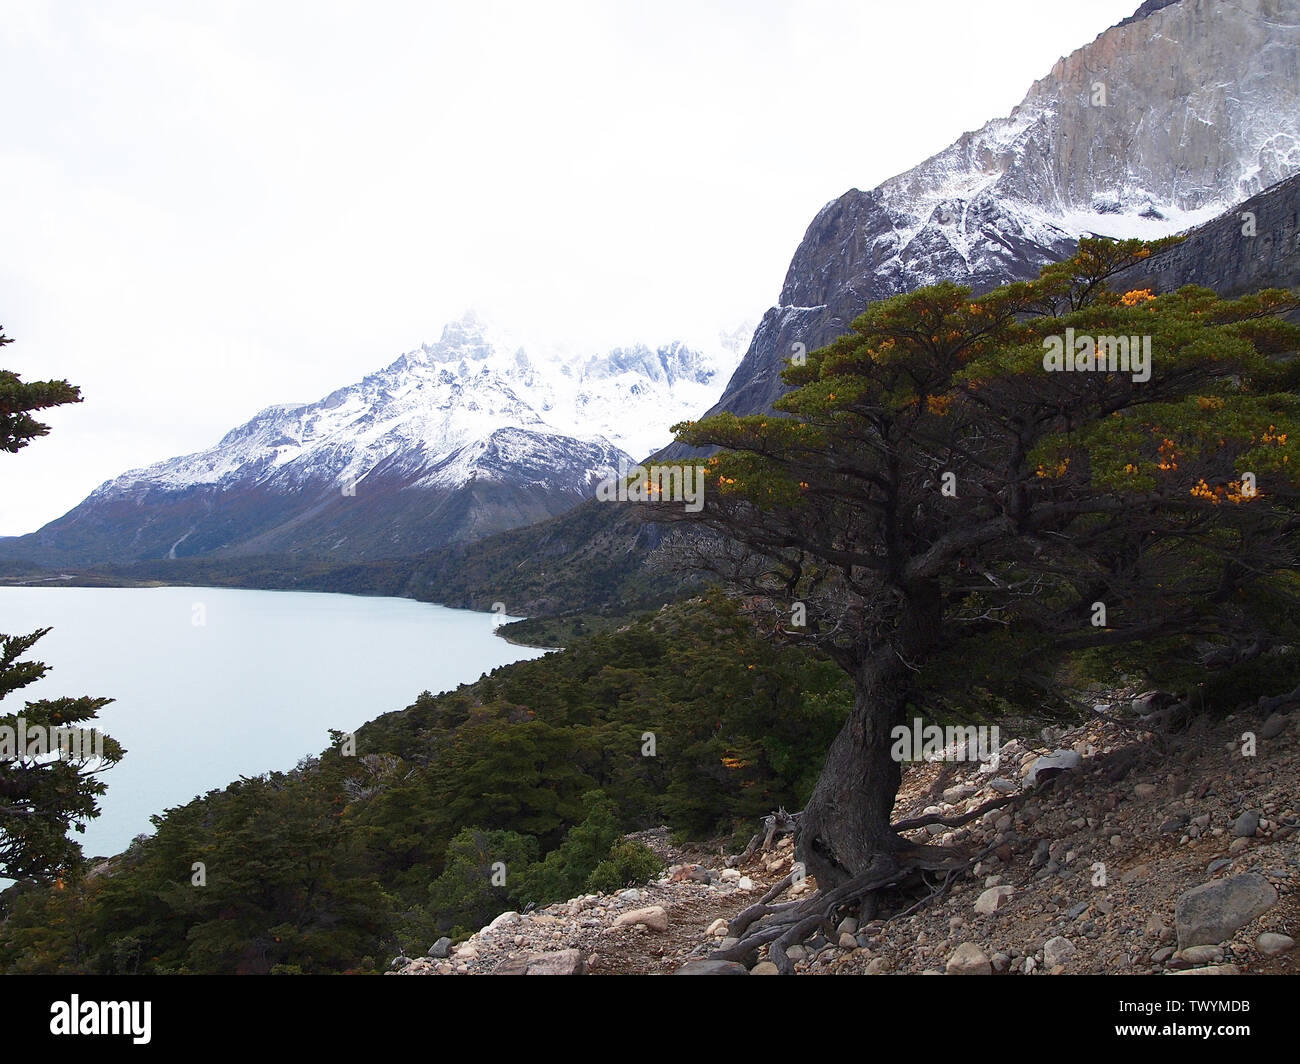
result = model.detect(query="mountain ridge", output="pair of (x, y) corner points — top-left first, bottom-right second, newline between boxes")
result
(0, 316), (739, 564)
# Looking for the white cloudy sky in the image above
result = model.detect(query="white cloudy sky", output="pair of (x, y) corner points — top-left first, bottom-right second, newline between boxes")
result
(0, 0), (1138, 534)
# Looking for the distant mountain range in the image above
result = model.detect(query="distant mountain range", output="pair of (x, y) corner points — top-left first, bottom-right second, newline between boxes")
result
(0, 316), (740, 563)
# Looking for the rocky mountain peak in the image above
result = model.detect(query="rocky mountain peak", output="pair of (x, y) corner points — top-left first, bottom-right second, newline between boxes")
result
(665, 0), (1300, 444)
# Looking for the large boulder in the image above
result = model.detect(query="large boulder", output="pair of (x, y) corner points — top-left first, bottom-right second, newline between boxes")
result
(492, 949), (587, 975)
(1044, 936), (1078, 970)
(1169, 964), (1240, 975)
(974, 885), (1016, 915)
(1258, 713), (1290, 740)
(946, 943), (992, 975)
(1174, 873), (1278, 949)
(1024, 750), (1083, 788)
(1258, 933), (1295, 956)
(611, 905), (669, 932)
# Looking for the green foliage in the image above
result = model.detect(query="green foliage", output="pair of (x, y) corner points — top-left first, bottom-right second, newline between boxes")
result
(514, 790), (622, 903)
(424, 827), (538, 936)
(0, 325), (83, 454)
(586, 840), (662, 894)
(0, 629), (122, 881)
(496, 609), (638, 648)
(671, 240), (1300, 714)
(1, 331), (120, 883)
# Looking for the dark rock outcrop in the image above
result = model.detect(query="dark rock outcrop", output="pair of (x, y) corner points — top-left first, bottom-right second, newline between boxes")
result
(1114, 171), (1300, 308)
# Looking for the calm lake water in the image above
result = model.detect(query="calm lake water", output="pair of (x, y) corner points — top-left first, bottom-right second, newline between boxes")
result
(0, 585), (545, 863)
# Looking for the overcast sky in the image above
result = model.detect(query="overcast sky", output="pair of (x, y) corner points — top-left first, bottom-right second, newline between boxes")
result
(0, 0), (1140, 534)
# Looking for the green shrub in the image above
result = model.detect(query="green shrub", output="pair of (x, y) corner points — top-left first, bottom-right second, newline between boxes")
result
(586, 840), (662, 894)
(515, 790), (622, 903)
(425, 827), (539, 934)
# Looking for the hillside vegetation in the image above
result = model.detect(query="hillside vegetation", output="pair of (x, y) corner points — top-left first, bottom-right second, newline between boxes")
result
(0, 593), (849, 973)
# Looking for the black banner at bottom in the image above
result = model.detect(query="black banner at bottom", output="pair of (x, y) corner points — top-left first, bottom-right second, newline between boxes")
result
(2, 972), (1292, 1049)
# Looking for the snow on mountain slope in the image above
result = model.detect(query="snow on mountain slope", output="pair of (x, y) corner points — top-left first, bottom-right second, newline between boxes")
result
(860, 0), (1299, 275)
(665, 0), (1300, 442)
(87, 313), (735, 501)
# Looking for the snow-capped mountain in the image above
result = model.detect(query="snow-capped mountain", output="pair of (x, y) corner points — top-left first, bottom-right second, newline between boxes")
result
(119, 313), (729, 496)
(663, 0), (1300, 441)
(2, 315), (740, 563)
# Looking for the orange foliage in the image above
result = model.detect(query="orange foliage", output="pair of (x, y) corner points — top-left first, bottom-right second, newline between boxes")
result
(1121, 289), (1156, 306)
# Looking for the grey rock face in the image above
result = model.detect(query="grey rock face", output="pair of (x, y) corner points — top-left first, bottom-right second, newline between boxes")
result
(1116, 0), (1184, 28)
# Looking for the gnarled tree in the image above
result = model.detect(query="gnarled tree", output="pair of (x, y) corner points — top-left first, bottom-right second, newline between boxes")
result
(657, 240), (1300, 964)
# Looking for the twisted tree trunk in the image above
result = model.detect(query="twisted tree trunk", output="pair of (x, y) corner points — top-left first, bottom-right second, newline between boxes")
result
(795, 654), (912, 891)
(796, 583), (941, 891)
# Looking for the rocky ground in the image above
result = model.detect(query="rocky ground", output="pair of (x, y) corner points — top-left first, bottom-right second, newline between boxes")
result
(391, 702), (1298, 976)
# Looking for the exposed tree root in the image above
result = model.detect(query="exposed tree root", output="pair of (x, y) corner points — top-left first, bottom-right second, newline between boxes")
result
(769, 914), (833, 974)
(712, 805), (1018, 973)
